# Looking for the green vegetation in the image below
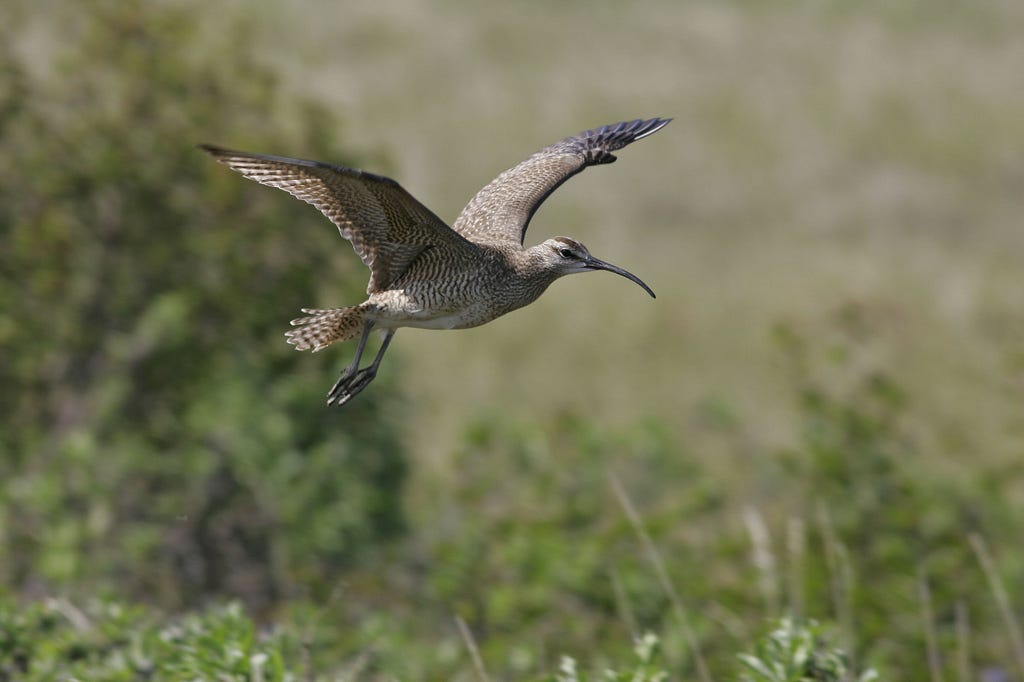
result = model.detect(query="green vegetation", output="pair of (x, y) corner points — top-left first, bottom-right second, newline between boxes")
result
(2, 0), (1023, 680)
(1, 599), (868, 682)
(0, 599), (292, 681)
(0, 0), (405, 610)
(737, 619), (876, 682)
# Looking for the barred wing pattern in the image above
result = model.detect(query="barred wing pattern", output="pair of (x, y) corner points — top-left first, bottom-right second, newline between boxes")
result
(201, 145), (472, 293)
(452, 118), (671, 246)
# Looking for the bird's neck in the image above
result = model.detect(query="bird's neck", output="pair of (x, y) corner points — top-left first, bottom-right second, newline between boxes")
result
(508, 245), (561, 299)
(466, 244), (552, 312)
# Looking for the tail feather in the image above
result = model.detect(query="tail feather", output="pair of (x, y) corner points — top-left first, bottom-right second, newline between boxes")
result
(286, 305), (365, 352)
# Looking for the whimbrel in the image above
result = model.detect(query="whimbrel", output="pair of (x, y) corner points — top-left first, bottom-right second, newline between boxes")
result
(202, 117), (669, 406)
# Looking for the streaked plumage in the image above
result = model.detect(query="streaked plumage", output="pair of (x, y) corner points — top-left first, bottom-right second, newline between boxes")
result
(201, 117), (669, 406)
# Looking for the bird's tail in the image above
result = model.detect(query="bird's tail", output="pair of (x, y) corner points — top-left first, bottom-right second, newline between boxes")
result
(286, 306), (366, 352)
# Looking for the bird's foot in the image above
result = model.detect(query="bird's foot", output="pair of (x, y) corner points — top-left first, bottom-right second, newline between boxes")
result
(326, 366), (378, 407)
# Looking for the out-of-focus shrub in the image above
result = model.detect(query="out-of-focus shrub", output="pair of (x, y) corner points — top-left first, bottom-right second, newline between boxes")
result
(0, 0), (407, 612)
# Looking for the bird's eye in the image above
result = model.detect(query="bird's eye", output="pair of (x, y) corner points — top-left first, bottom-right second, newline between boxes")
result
(558, 248), (575, 259)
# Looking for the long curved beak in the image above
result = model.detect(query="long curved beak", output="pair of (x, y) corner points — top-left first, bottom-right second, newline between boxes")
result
(584, 256), (656, 299)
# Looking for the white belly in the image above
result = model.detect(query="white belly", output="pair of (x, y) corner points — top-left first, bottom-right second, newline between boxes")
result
(368, 302), (495, 331)
(399, 313), (472, 330)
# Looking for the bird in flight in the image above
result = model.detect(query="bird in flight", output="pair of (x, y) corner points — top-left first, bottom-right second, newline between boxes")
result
(202, 117), (669, 406)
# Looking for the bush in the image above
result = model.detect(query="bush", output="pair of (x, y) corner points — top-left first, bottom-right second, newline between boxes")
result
(0, 0), (407, 611)
(0, 597), (296, 681)
(738, 618), (878, 682)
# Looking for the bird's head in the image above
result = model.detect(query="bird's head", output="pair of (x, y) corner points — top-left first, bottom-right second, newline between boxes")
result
(535, 237), (655, 298)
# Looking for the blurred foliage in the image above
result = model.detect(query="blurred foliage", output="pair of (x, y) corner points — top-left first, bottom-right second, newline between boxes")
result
(336, 311), (1020, 680)
(424, 413), (716, 675)
(2, 1), (1023, 681)
(0, 600), (866, 682)
(0, 599), (877, 682)
(544, 632), (668, 682)
(0, 0), (407, 612)
(772, 309), (1022, 671)
(737, 619), (877, 682)
(0, 597), (296, 681)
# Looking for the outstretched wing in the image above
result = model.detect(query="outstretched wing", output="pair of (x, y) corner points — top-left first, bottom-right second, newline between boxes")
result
(201, 145), (477, 293)
(452, 118), (671, 246)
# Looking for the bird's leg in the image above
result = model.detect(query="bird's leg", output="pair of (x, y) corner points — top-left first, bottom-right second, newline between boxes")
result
(326, 326), (396, 407)
(337, 320), (375, 383)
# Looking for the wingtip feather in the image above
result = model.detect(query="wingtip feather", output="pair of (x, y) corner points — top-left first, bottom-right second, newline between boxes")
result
(570, 116), (672, 164)
(633, 117), (672, 140)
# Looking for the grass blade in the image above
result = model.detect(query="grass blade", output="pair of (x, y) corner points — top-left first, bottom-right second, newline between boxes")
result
(917, 566), (944, 682)
(955, 600), (971, 682)
(968, 532), (1024, 679)
(456, 615), (490, 682)
(608, 470), (712, 682)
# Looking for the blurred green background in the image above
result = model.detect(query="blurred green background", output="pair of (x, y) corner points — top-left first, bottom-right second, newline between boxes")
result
(1, 0), (1023, 679)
